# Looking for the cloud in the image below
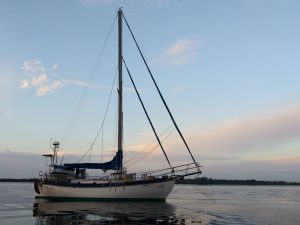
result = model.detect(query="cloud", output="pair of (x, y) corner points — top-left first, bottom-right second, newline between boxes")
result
(120, 105), (300, 181)
(153, 38), (203, 66)
(1, 150), (298, 181)
(124, 105), (300, 171)
(265, 154), (300, 166)
(19, 60), (105, 96)
(0, 151), (45, 178)
(32, 74), (47, 86)
(35, 80), (64, 96)
(203, 156), (300, 181)
(19, 79), (29, 89)
(21, 60), (45, 76)
(0, 151), (83, 178)
(20, 60), (62, 96)
(186, 105), (300, 155)
(61, 79), (105, 89)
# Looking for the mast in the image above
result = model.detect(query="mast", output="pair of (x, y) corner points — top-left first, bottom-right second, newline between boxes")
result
(117, 8), (123, 153)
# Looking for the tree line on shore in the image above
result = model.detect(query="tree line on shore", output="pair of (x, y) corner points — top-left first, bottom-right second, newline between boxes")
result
(0, 177), (299, 185)
(0, 178), (35, 182)
(175, 177), (300, 185)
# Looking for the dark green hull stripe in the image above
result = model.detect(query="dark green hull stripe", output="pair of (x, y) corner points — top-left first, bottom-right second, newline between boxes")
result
(35, 196), (166, 202)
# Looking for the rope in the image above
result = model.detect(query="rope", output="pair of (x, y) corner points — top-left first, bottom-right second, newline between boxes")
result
(113, 99), (118, 154)
(125, 126), (175, 169)
(124, 127), (173, 167)
(60, 14), (117, 152)
(124, 124), (173, 165)
(168, 185), (216, 204)
(168, 185), (185, 197)
(127, 127), (174, 168)
(101, 125), (104, 163)
(78, 64), (118, 163)
(192, 185), (216, 204)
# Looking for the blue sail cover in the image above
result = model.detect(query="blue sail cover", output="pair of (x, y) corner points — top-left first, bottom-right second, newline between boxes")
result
(64, 150), (123, 171)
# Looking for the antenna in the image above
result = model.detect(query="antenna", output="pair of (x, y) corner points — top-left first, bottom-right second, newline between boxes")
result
(50, 140), (60, 165)
(49, 138), (52, 149)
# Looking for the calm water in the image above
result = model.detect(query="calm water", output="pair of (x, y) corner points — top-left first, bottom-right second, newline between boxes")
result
(0, 183), (299, 225)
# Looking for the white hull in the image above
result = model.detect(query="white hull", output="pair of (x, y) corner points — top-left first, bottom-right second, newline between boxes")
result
(37, 180), (175, 200)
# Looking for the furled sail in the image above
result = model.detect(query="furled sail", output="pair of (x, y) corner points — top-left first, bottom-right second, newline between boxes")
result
(64, 150), (123, 171)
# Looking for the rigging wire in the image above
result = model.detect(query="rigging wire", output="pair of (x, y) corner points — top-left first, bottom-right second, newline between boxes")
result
(121, 12), (198, 166)
(168, 185), (185, 197)
(167, 185), (216, 203)
(125, 127), (175, 168)
(88, 147), (92, 163)
(60, 14), (117, 152)
(125, 126), (175, 169)
(124, 124), (173, 165)
(124, 125), (173, 165)
(78, 64), (118, 163)
(192, 185), (216, 204)
(135, 127), (175, 162)
(113, 97), (119, 154)
(123, 57), (173, 169)
(101, 125), (104, 163)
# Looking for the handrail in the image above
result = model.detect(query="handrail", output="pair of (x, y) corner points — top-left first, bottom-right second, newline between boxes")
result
(134, 162), (201, 175)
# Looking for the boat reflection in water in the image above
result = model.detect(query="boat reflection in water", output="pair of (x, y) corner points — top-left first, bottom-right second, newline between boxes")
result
(33, 200), (186, 225)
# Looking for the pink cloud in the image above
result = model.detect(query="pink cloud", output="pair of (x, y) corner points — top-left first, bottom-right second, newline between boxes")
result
(187, 105), (300, 154)
(154, 38), (202, 66)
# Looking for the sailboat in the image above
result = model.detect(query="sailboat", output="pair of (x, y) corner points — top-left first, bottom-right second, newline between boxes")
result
(34, 8), (201, 201)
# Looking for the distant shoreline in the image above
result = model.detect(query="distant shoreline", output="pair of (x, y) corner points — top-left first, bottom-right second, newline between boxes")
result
(176, 177), (300, 185)
(0, 177), (299, 185)
(0, 178), (35, 182)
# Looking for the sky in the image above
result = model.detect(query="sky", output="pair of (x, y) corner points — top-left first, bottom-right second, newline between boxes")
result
(0, 0), (300, 181)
